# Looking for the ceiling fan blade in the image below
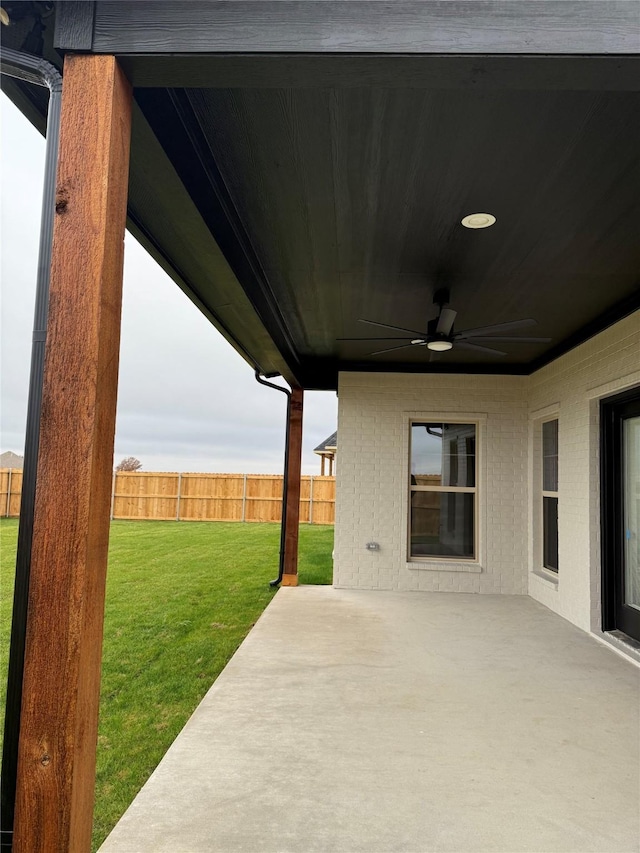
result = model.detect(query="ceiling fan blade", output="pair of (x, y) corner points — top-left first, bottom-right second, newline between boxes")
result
(455, 318), (537, 339)
(436, 308), (457, 336)
(465, 336), (551, 344)
(337, 336), (414, 341)
(358, 318), (427, 336)
(455, 341), (507, 357)
(369, 343), (420, 356)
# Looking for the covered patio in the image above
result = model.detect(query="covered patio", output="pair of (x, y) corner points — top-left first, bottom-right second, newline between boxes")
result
(1, 2), (639, 850)
(100, 587), (639, 853)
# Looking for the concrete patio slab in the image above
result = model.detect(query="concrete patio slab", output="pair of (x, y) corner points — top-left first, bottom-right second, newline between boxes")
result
(100, 588), (639, 853)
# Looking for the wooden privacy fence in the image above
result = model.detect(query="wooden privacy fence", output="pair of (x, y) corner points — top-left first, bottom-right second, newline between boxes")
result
(1, 470), (335, 524)
(1, 468), (22, 518)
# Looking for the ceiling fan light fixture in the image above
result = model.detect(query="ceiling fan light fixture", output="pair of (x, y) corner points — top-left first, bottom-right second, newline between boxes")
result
(461, 212), (496, 229)
(427, 339), (453, 352)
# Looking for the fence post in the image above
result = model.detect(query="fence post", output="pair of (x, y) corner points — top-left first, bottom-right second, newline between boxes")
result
(241, 473), (247, 522)
(110, 472), (116, 520)
(6, 469), (12, 518)
(309, 475), (314, 525)
(176, 472), (182, 521)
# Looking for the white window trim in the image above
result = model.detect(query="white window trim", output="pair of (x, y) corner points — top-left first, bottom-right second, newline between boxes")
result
(402, 411), (487, 573)
(528, 405), (560, 586)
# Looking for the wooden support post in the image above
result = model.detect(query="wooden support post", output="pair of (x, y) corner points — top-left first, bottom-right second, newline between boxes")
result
(281, 387), (303, 586)
(13, 55), (132, 853)
(321, 455), (325, 477)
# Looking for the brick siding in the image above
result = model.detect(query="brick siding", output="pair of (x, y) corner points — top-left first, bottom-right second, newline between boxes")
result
(334, 310), (640, 636)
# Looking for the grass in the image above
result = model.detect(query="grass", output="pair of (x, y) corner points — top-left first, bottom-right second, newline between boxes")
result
(0, 518), (333, 850)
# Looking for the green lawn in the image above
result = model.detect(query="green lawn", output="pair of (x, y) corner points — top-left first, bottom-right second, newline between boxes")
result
(0, 518), (333, 850)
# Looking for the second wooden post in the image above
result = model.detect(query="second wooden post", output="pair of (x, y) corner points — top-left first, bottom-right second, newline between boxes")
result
(282, 387), (304, 585)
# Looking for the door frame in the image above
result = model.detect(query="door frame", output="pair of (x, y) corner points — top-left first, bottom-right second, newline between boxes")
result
(601, 386), (640, 640)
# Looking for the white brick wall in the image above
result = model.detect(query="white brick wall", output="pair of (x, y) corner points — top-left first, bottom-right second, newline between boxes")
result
(528, 311), (640, 632)
(334, 310), (640, 636)
(334, 373), (529, 594)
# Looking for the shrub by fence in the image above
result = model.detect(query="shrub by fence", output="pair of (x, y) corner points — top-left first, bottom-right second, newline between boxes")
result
(0, 469), (335, 525)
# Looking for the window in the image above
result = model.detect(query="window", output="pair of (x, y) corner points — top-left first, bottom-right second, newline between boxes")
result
(542, 419), (559, 572)
(409, 423), (477, 560)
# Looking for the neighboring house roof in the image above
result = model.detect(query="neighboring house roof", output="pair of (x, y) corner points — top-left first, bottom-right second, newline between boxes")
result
(0, 451), (24, 469)
(314, 432), (337, 455)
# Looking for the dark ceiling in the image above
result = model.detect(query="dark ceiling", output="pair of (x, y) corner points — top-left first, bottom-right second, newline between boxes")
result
(200, 86), (639, 357)
(134, 82), (640, 386)
(2, 1), (639, 389)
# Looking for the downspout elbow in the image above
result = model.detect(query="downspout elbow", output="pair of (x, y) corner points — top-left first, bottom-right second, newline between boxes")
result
(0, 48), (62, 94)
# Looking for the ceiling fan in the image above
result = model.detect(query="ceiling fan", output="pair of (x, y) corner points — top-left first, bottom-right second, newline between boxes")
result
(338, 289), (551, 357)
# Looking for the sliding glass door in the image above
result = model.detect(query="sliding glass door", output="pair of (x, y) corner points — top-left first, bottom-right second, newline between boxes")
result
(623, 415), (640, 616)
(601, 389), (640, 642)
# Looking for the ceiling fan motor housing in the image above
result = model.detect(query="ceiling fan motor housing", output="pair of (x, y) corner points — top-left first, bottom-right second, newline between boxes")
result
(427, 316), (454, 344)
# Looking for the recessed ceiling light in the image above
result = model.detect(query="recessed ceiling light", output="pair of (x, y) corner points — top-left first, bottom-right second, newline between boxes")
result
(461, 212), (496, 229)
(427, 340), (453, 352)
(411, 339), (426, 345)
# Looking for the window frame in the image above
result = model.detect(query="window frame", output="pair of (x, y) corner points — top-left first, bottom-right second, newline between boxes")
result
(529, 407), (560, 586)
(407, 419), (479, 564)
(541, 417), (559, 574)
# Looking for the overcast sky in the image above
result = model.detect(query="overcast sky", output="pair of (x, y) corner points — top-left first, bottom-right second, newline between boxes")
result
(1, 93), (337, 475)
